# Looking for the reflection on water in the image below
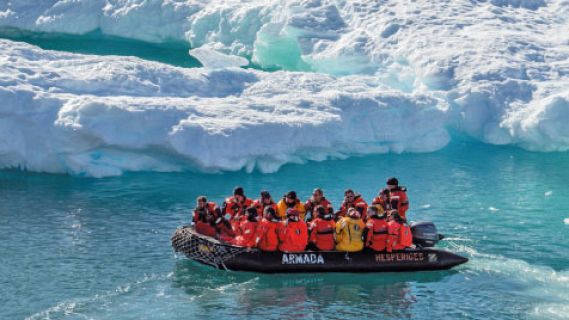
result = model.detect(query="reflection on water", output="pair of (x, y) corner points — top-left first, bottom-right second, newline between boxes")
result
(172, 260), (457, 319)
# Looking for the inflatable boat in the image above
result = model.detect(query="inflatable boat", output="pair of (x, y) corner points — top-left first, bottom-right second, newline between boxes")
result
(171, 221), (468, 273)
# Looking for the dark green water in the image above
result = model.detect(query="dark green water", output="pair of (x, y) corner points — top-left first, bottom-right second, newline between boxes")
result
(0, 28), (202, 68)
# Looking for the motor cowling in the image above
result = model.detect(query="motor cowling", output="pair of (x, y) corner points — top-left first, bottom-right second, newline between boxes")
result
(410, 221), (443, 247)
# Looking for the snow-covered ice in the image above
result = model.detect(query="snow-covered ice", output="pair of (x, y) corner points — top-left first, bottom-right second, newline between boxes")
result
(0, 40), (448, 176)
(1, 0), (569, 176)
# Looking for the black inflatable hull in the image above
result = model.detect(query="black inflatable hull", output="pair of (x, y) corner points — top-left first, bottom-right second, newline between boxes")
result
(171, 227), (468, 273)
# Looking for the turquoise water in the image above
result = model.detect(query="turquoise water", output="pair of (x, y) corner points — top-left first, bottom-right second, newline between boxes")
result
(0, 28), (202, 68)
(1, 142), (568, 319)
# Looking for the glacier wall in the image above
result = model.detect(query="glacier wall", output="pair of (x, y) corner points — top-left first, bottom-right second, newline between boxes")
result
(1, 0), (569, 176)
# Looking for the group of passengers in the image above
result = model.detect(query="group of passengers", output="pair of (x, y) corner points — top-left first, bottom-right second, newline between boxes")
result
(191, 177), (412, 253)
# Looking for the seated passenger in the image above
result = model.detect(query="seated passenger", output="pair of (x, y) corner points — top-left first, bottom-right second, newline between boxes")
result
(335, 208), (365, 252)
(193, 196), (218, 237)
(252, 190), (277, 219)
(232, 207), (259, 247)
(192, 196), (218, 223)
(222, 186), (253, 232)
(338, 189), (368, 220)
(365, 206), (389, 252)
(386, 177), (410, 219)
(255, 207), (281, 252)
(278, 209), (308, 252)
(304, 188), (334, 222)
(308, 206), (336, 251)
(214, 211), (236, 243)
(387, 210), (413, 251)
(372, 188), (393, 213)
(276, 191), (306, 221)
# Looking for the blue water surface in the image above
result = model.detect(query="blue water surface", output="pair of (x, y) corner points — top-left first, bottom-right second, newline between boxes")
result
(1, 142), (568, 320)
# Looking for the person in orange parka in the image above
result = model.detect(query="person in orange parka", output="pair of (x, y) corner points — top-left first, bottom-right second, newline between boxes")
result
(193, 196), (219, 238)
(255, 206), (281, 252)
(338, 189), (368, 220)
(386, 177), (410, 220)
(222, 186), (254, 232)
(372, 188), (393, 213)
(387, 210), (413, 252)
(308, 205), (336, 251)
(251, 190), (277, 219)
(278, 208), (308, 252)
(365, 206), (389, 252)
(232, 207), (259, 247)
(214, 214), (236, 243)
(304, 188), (334, 222)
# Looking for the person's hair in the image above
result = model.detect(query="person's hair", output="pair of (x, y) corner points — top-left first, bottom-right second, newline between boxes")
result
(344, 189), (354, 195)
(197, 196), (207, 203)
(260, 190), (271, 199)
(313, 188), (323, 196)
(264, 206), (276, 215)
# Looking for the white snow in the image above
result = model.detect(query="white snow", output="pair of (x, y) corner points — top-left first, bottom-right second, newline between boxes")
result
(0, 40), (448, 176)
(1, 0), (569, 176)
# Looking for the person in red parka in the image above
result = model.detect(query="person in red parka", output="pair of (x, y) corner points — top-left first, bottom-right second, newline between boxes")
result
(255, 206), (281, 251)
(386, 177), (410, 220)
(222, 186), (253, 232)
(304, 188), (334, 222)
(387, 210), (412, 251)
(278, 209), (308, 252)
(193, 196), (218, 237)
(251, 190), (277, 219)
(338, 189), (368, 220)
(372, 188), (393, 213)
(365, 206), (389, 252)
(308, 205), (336, 251)
(232, 207), (259, 247)
(214, 213), (235, 243)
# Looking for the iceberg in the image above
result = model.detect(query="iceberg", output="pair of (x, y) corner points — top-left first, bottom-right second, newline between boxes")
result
(0, 39), (448, 176)
(1, 0), (569, 176)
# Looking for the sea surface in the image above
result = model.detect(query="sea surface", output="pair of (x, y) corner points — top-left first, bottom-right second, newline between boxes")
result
(1, 29), (569, 320)
(1, 141), (568, 320)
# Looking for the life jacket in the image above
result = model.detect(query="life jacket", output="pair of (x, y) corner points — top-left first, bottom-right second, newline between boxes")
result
(251, 199), (277, 219)
(223, 196), (253, 218)
(195, 220), (217, 238)
(365, 217), (388, 252)
(371, 197), (391, 213)
(192, 202), (218, 223)
(335, 217), (365, 252)
(223, 196), (253, 232)
(214, 218), (235, 243)
(255, 218), (281, 251)
(399, 224), (413, 248)
(276, 199), (306, 221)
(278, 220), (308, 252)
(387, 220), (404, 252)
(232, 220), (258, 247)
(309, 218), (336, 251)
(339, 196), (368, 220)
(304, 197), (333, 220)
(389, 187), (409, 219)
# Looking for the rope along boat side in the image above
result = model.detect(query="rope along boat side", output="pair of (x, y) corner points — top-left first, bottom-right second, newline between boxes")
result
(171, 225), (468, 273)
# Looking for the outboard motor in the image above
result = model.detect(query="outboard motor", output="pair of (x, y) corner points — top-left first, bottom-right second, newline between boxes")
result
(410, 221), (444, 247)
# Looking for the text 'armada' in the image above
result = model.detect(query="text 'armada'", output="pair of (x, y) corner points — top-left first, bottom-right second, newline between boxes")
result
(282, 253), (325, 265)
